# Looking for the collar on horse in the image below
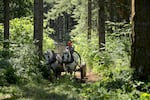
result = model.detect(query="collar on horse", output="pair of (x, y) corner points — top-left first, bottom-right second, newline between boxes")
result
(62, 51), (74, 64)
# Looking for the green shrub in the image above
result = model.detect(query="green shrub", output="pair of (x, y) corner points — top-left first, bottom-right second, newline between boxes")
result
(140, 93), (150, 100)
(9, 43), (42, 84)
(4, 66), (18, 84)
(0, 17), (50, 85)
(0, 69), (7, 86)
(71, 21), (144, 99)
(10, 17), (33, 44)
(9, 17), (54, 50)
(43, 33), (55, 51)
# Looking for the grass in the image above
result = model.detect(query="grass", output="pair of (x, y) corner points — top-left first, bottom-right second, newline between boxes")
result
(0, 76), (83, 100)
(0, 71), (150, 100)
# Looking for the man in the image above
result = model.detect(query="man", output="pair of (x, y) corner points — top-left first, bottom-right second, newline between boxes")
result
(67, 41), (74, 54)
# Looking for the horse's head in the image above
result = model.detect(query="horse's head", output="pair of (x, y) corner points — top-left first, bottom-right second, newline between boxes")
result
(45, 50), (56, 64)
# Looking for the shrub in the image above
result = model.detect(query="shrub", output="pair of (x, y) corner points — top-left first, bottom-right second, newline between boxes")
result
(0, 17), (52, 85)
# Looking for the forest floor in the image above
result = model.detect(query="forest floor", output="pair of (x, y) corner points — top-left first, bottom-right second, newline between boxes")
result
(75, 70), (101, 83)
(0, 70), (101, 100)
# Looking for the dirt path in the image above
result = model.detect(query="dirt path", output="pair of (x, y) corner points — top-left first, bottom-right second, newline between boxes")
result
(75, 71), (101, 83)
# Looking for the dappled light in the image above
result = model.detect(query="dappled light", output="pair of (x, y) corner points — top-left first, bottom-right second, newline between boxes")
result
(0, 0), (150, 100)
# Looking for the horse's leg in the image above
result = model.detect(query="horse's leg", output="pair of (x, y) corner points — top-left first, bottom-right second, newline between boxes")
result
(72, 62), (77, 78)
(71, 64), (76, 78)
(48, 65), (50, 75)
(63, 63), (67, 74)
(55, 71), (59, 80)
(48, 65), (52, 81)
(70, 71), (73, 76)
(73, 66), (77, 78)
(56, 71), (61, 80)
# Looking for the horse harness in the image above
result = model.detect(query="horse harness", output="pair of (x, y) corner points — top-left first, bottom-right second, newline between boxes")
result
(50, 51), (57, 64)
(62, 51), (74, 64)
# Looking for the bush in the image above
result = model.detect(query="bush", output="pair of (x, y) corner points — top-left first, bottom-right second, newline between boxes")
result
(4, 66), (18, 84)
(9, 43), (43, 84)
(71, 21), (145, 99)
(10, 17), (33, 44)
(0, 17), (50, 85)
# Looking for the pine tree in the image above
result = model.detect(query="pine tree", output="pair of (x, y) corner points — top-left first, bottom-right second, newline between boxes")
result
(34, 0), (43, 61)
(98, 0), (105, 50)
(87, 0), (92, 41)
(0, 0), (3, 22)
(131, 0), (150, 80)
(3, 0), (10, 49)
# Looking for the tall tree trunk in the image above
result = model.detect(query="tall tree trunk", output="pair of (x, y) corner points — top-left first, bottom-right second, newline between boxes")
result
(0, 1), (3, 22)
(3, 0), (9, 49)
(131, 0), (150, 80)
(34, 0), (43, 61)
(98, 0), (105, 51)
(117, 0), (130, 22)
(87, 0), (92, 41)
(109, 0), (114, 21)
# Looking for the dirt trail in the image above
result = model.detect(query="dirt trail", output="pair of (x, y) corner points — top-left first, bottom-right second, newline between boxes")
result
(75, 71), (101, 83)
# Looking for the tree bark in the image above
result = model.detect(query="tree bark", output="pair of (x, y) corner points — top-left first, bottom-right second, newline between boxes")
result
(3, 0), (9, 49)
(98, 0), (105, 51)
(117, 0), (130, 22)
(0, 1), (3, 22)
(131, 0), (150, 80)
(87, 0), (92, 41)
(34, 0), (43, 60)
(109, 0), (114, 21)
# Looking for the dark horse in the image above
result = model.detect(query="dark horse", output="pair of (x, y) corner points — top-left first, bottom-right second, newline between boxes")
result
(44, 50), (63, 80)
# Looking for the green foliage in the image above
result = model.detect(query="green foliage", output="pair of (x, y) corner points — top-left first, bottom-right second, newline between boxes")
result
(7, 17), (54, 50)
(0, 61), (18, 85)
(72, 32), (98, 67)
(10, 17), (33, 44)
(72, 21), (131, 73)
(0, 44), (41, 85)
(0, 50), (14, 85)
(140, 93), (150, 100)
(0, 77), (82, 100)
(106, 21), (131, 36)
(9, 43), (41, 84)
(10, 0), (33, 18)
(0, 17), (52, 85)
(0, 74), (149, 100)
(45, 0), (88, 36)
(4, 66), (18, 84)
(43, 33), (55, 51)
(80, 82), (140, 100)
(1, 1), (150, 100)
(71, 21), (148, 99)
(45, 0), (74, 20)
(0, 17), (55, 85)
(0, 69), (7, 86)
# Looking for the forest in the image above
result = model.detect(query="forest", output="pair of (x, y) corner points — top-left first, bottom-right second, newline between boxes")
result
(0, 0), (150, 100)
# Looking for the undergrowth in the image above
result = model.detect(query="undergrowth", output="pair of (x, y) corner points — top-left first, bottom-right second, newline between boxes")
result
(1, 18), (150, 100)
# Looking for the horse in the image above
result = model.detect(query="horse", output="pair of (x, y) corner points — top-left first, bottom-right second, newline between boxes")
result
(44, 50), (63, 80)
(62, 47), (81, 76)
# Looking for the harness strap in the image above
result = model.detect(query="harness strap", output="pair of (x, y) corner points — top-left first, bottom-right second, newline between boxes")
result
(62, 52), (74, 64)
(73, 50), (81, 65)
(49, 51), (57, 64)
